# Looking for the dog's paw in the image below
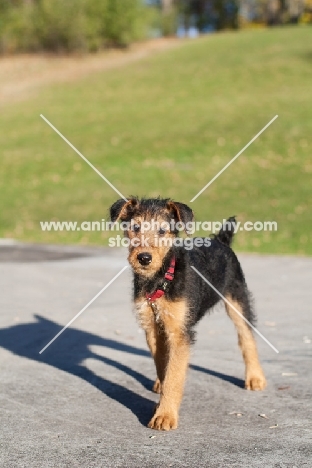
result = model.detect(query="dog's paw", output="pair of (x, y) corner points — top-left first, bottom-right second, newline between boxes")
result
(152, 378), (161, 394)
(148, 409), (178, 431)
(245, 372), (267, 391)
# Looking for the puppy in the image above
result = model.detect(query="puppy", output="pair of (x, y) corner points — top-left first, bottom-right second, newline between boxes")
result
(110, 197), (266, 430)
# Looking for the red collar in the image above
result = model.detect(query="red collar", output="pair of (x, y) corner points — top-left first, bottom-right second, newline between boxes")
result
(146, 257), (176, 302)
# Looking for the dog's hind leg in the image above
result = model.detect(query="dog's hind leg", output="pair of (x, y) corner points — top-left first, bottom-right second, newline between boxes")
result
(224, 294), (267, 391)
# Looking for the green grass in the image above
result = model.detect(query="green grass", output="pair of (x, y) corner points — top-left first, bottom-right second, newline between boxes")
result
(1, 26), (311, 254)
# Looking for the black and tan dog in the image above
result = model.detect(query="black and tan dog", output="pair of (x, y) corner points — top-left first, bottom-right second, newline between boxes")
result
(110, 197), (266, 431)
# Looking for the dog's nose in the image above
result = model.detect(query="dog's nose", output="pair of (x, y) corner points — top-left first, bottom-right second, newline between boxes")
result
(137, 252), (152, 266)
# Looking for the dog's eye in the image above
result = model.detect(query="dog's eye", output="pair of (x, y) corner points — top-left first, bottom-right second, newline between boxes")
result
(132, 224), (140, 233)
(158, 228), (166, 236)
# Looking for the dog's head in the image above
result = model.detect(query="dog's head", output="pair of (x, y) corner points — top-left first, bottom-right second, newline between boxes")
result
(109, 197), (194, 277)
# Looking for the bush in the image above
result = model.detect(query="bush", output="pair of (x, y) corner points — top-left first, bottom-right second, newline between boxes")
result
(0, 0), (150, 54)
(102, 0), (149, 47)
(0, 1), (36, 53)
(32, 0), (88, 52)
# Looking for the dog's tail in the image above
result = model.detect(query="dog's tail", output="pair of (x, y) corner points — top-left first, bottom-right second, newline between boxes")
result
(215, 216), (236, 247)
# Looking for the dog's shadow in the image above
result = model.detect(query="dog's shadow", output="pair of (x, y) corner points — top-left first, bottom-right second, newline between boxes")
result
(0, 315), (244, 426)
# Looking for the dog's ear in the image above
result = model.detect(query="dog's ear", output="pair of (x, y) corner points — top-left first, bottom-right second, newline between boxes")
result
(166, 201), (194, 234)
(109, 198), (138, 222)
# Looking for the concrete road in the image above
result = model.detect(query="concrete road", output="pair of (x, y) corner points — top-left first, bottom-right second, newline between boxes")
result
(0, 243), (311, 467)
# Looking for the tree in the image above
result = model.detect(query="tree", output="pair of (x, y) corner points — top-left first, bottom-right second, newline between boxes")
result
(161, 0), (174, 12)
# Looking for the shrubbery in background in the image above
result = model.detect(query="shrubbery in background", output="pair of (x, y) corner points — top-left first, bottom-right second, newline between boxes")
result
(0, 0), (151, 53)
(0, 0), (310, 53)
(154, 0), (311, 37)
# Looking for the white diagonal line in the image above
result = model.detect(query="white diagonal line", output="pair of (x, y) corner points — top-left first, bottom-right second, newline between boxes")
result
(190, 115), (278, 202)
(40, 114), (127, 201)
(39, 265), (128, 354)
(191, 266), (279, 353)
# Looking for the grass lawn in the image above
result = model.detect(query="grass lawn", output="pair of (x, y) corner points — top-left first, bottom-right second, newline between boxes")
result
(0, 26), (311, 254)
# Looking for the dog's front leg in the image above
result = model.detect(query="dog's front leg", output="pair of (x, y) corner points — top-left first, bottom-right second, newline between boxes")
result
(145, 326), (168, 394)
(148, 330), (190, 431)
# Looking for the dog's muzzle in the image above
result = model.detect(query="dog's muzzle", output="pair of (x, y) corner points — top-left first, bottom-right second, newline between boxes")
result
(137, 252), (152, 266)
